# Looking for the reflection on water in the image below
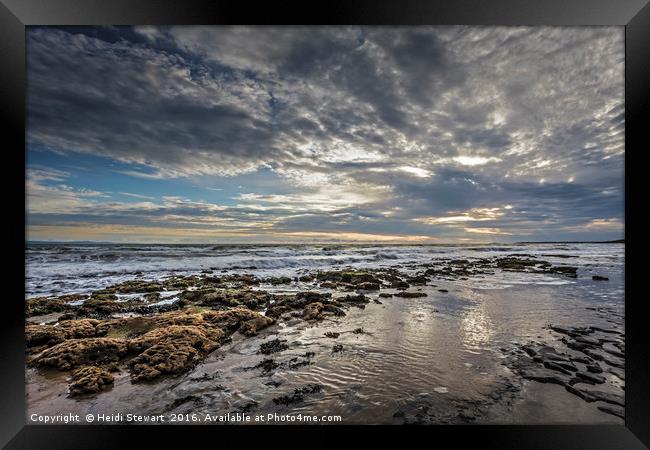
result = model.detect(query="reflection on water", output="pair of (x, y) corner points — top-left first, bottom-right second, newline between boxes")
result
(461, 301), (494, 352)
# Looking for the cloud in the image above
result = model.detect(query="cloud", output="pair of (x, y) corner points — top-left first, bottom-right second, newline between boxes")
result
(26, 26), (625, 242)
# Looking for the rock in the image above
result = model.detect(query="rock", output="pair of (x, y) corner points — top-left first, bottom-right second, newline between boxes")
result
(68, 366), (114, 397)
(565, 385), (595, 401)
(288, 357), (311, 369)
(571, 356), (593, 364)
(602, 346), (625, 359)
(239, 316), (274, 336)
(202, 308), (269, 333)
(574, 335), (600, 346)
(26, 324), (67, 348)
(316, 270), (381, 285)
(341, 293), (368, 303)
(495, 257), (539, 270)
(25, 297), (71, 317)
(378, 293), (393, 298)
(390, 280), (410, 289)
(393, 291), (427, 298)
(259, 338), (289, 355)
(543, 361), (573, 375)
(510, 357), (571, 386)
(322, 304), (346, 316)
(609, 367), (625, 381)
(589, 326), (621, 335)
(266, 276), (292, 285)
(332, 344), (344, 353)
(522, 345), (537, 357)
(295, 291), (332, 303)
(407, 275), (430, 285)
(302, 302), (324, 321)
(601, 355), (625, 369)
(26, 319), (102, 348)
(551, 266), (578, 277)
(94, 280), (162, 294)
(324, 332), (340, 338)
(438, 289), (449, 293)
(575, 371), (606, 384)
(76, 297), (139, 317)
(537, 346), (571, 362)
(592, 275), (609, 281)
(586, 364), (603, 373)
(565, 340), (592, 352)
(352, 328), (364, 334)
(31, 338), (129, 371)
(583, 348), (604, 361)
(127, 325), (223, 354)
(265, 305), (292, 319)
(579, 388), (625, 407)
(272, 384), (322, 405)
(253, 359), (280, 375)
(129, 341), (202, 382)
(550, 325), (573, 336)
(552, 360), (578, 372)
(356, 282), (381, 291)
(597, 405), (624, 419)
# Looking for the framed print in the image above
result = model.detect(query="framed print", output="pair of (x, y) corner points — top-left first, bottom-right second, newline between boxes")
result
(1, 0), (649, 448)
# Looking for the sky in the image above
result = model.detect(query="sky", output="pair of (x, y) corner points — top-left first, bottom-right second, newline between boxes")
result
(26, 26), (624, 244)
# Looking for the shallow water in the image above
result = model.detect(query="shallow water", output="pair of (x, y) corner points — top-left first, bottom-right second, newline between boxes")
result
(26, 242), (623, 297)
(25, 243), (625, 424)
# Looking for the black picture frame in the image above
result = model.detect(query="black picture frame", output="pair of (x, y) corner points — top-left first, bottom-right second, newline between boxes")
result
(2, 0), (648, 448)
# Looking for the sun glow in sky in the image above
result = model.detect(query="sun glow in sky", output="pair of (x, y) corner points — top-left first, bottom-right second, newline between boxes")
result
(26, 26), (624, 243)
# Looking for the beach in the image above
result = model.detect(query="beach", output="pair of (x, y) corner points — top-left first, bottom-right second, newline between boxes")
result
(25, 242), (625, 424)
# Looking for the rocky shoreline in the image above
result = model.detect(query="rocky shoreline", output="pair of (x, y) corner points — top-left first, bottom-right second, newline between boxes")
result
(25, 255), (624, 423)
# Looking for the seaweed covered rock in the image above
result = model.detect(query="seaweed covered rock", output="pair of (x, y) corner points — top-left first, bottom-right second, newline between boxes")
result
(162, 276), (199, 290)
(26, 319), (102, 348)
(30, 338), (128, 371)
(127, 325), (224, 354)
(129, 342), (203, 382)
(181, 288), (272, 310)
(316, 270), (382, 285)
(495, 258), (539, 270)
(265, 305), (293, 319)
(295, 291), (332, 303)
(93, 280), (162, 294)
(25, 297), (70, 317)
(259, 338), (289, 355)
(303, 302), (324, 321)
(202, 307), (269, 333)
(394, 291), (427, 298)
(239, 316), (275, 336)
(341, 293), (369, 304)
(25, 324), (67, 348)
(68, 366), (114, 397)
(273, 383), (322, 405)
(75, 297), (144, 317)
(127, 324), (226, 382)
(265, 276), (292, 285)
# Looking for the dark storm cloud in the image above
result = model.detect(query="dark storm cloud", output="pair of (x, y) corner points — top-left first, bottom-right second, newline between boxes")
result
(27, 26), (625, 241)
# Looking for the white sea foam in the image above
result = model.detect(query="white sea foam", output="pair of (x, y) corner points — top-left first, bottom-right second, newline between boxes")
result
(25, 243), (624, 298)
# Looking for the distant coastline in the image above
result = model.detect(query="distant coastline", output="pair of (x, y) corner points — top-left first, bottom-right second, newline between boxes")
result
(26, 239), (625, 246)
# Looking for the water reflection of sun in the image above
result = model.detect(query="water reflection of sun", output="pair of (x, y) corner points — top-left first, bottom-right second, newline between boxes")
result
(461, 303), (494, 351)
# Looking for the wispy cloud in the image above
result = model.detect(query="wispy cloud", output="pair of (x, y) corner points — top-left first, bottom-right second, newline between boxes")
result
(26, 26), (624, 242)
